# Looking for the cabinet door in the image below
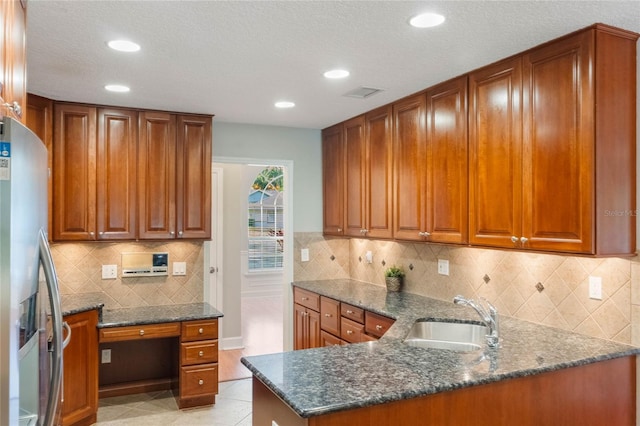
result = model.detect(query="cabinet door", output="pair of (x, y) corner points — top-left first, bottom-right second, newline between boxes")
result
(53, 104), (97, 241)
(365, 105), (393, 239)
(522, 31), (593, 253)
(320, 296), (340, 337)
(1, 0), (26, 123)
(176, 115), (212, 239)
(468, 57), (523, 248)
(322, 123), (345, 235)
(343, 116), (366, 237)
(62, 310), (98, 426)
(425, 77), (468, 244)
(307, 308), (321, 349)
(293, 303), (307, 350)
(138, 111), (176, 239)
(393, 94), (426, 241)
(96, 108), (138, 240)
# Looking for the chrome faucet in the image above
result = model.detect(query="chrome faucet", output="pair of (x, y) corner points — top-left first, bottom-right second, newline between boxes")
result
(453, 295), (500, 348)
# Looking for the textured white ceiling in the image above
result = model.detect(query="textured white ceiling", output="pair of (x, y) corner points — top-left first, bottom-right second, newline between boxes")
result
(26, 1), (640, 130)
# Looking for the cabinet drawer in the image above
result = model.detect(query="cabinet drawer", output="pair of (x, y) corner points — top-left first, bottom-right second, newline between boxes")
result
(181, 340), (218, 365)
(293, 287), (320, 311)
(320, 296), (340, 336)
(321, 330), (345, 347)
(340, 303), (364, 324)
(180, 363), (218, 398)
(365, 311), (395, 338)
(99, 322), (180, 342)
(182, 319), (218, 342)
(341, 317), (364, 343)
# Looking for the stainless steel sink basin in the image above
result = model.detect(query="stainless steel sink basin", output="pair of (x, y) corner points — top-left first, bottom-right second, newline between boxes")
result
(403, 320), (488, 352)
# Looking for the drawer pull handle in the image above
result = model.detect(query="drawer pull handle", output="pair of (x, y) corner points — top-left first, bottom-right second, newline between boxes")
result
(346, 310), (354, 314)
(301, 297), (308, 301)
(199, 351), (204, 357)
(376, 325), (383, 331)
(346, 330), (353, 335)
(139, 330), (145, 336)
(198, 379), (204, 385)
(198, 328), (204, 334)
(324, 313), (331, 317)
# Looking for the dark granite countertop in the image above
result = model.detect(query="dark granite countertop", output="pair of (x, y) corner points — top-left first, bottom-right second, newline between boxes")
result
(241, 279), (640, 418)
(60, 292), (223, 327)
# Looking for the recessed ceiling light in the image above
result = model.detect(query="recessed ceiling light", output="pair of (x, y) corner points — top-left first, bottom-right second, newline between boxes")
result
(107, 40), (141, 52)
(409, 13), (445, 28)
(105, 84), (130, 93)
(275, 101), (295, 108)
(324, 69), (350, 79)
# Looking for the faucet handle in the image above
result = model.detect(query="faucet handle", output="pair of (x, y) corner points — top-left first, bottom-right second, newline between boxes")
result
(481, 297), (498, 314)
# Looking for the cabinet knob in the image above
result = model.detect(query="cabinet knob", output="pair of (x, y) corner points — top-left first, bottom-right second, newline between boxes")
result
(89, 231), (95, 236)
(346, 330), (353, 335)
(418, 231), (431, 237)
(346, 310), (354, 314)
(3, 101), (22, 118)
(337, 228), (342, 232)
(324, 313), (331, 317)
(139, 329), (145, 336)
(178, 231), (183, 236)
(511, 236), (518, 244)
(198, 328), (204, 334)
(301, 297), (308, 301)
(170, 231), (175, 236)
(198, 379), (204, 385)
(520, 237), (528, 244)
(375, 325), (383, 331)
(198, 351), (204, 357)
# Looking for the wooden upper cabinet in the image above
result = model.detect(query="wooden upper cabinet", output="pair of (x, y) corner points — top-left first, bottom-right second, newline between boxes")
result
(521, 31), (593, 253)
(344, 116), (366, 237)
(176, 115), (212, 239)
(138, 111), (177, 239)
(322, 123), (345, 235)
(425, 77), (469, 244)
(97, 108), (138, 240)
(1, 0), (26, 123)
(469, 57), (523, 249)
(365, 106), (393, 239)
(52, 103), (97, 241)
(393, 94), (426, 241)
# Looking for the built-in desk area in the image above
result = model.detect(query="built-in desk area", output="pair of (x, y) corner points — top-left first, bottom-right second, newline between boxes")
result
(60, 296), (223, 426)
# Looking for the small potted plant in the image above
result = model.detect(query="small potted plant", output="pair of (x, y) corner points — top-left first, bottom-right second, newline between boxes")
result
(384, 266), (405, 292)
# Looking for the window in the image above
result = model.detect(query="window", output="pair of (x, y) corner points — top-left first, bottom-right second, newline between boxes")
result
(248, 166), (284, 271)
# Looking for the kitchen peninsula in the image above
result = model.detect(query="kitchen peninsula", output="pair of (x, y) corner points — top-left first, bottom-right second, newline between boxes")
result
(60, 295), (223, 426)
(241, 280), (638, 426)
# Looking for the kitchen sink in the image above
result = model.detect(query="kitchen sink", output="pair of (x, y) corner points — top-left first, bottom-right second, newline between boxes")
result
(403, 320), (488, 352)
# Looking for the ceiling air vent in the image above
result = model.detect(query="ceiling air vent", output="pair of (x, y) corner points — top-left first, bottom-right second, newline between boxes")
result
(343, 86), (384, 99)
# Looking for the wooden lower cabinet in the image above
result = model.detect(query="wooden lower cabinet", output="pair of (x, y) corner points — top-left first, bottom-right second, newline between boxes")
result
(252, 356), (635, 426)
(178, 319), (219, 408)
(62, 310), (98, 426)
(294, 303), (321, 350)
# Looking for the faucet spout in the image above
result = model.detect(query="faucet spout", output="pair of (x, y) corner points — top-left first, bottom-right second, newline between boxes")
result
(453, 295), (500, 348)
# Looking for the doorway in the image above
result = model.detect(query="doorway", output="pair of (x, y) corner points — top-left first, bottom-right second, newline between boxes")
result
(205, 158), (293, 381)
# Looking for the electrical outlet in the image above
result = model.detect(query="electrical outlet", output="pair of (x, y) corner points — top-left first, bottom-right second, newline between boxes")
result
(437, 259), (449, 276)
(101, 265), (117, 279)
(365, 251), (373, 264)
(101, 349), (111, 364)
(173, 262), (187, 276)
(301, 248), (309, 262)
(589, 276), (602, 300)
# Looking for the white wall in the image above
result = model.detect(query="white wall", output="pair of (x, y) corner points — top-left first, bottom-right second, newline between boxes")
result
(213, 122), (323, 232)
(212, 122), (322, 344)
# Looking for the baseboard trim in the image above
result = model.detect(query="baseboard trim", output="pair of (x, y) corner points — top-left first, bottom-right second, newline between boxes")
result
(220, 336), (244, 350)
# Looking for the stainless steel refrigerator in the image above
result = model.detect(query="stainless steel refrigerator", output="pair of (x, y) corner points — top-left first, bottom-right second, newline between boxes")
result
(0, 117), (66, 426)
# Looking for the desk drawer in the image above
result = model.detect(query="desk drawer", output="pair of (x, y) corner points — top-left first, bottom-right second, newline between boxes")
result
(180, 363), (218, 397)
(99, 322), (181, 342)
(181, 340), (218, 365)
(182, 319), (218, 342)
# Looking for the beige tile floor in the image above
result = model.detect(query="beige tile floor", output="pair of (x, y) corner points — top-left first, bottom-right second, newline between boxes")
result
(95, 378), (253, 425)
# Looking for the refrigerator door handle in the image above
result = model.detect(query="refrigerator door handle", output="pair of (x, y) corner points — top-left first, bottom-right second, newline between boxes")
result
(38, 228), (63, 426)
(62, 322), (72, 349)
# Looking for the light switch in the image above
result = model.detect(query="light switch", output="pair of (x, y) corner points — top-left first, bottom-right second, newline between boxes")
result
(589, 276), (602, 300)
(102, 265), (117, 279)
(173, 262), (187, 276)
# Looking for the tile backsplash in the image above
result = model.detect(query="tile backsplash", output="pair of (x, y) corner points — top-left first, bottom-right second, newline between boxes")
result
(51, 241), (204, 309)
(294, 232), (637, 345)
